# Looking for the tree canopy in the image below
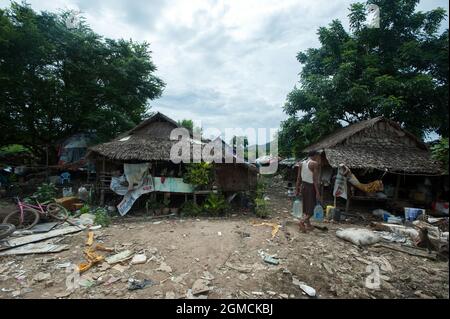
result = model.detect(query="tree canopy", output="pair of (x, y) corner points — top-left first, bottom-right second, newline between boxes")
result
(0, 2), (165, 161)
(279, 0), (448, 157)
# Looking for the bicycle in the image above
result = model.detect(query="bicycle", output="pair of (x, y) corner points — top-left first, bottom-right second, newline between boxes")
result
(2, 197), (70, 230)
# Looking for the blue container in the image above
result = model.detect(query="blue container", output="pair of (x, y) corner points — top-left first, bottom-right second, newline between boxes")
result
(404, 208), (424, 221)
(313, 204), (324, 222)
(382, 212), (391, 222)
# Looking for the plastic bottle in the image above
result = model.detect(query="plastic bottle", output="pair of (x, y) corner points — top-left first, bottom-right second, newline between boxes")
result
(313, 203), (324, 222)
(292, 198), (303, 219)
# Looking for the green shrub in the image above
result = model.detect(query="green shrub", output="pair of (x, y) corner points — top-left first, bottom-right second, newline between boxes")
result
(181, 200), (203, 216)
(183, 162), (213, 188)
(80, 204), (90, 215)
(94, 208), (111, 227)
(26, 182), (57, 203)
(253, 177), (269, 218)
(255, 197), (268, 218)
(203, 193), (228, 216)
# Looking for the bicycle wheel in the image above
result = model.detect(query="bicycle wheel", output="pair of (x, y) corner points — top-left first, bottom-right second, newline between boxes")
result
(46, 203), (70, 222)
(0, 224), (16, 240)
(3, 209), (40, 230)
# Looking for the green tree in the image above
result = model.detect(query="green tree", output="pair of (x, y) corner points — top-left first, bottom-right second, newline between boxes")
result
(178, 119), (194, 132)
(431, 138), (449, 174)
(279, 0), (448, 157)
(0, 3), (165, 162)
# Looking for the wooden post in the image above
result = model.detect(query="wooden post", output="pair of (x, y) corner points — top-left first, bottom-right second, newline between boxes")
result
(394, 174), (401, 201)
(45, 145), (49, 182)
(100, 157), (106, 206)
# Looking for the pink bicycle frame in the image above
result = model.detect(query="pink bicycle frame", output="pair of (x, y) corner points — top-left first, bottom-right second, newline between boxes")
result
(15, 197), (46, 223)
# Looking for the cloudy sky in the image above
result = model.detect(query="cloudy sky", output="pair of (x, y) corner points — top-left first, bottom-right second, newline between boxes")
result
(1, 0), (448, 143)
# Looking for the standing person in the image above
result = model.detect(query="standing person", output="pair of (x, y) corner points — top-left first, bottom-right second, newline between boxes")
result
(295, 150), (321, 231)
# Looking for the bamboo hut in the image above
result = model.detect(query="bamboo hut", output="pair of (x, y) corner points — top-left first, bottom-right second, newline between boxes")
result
(86, 112), (257, 210)
(302, 117), (444, 211)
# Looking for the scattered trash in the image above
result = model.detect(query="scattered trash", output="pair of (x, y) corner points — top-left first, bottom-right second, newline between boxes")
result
(225, 261), (253, 273)
(30, 222), (59, 233)
(131, 253), (147, 265)
(33, 272), (51, 282)
(156, 262), (172, 273)
(79, 278), (95, 288)
(375, 231), (409, 244)
(89, 225), (102, 231)
(0, 242), (69, 256)
(104, 276), (120, 286)
(218, 231), (222, 236)
(263, 255), (280, 265)
(292, 277), (316, 297)
(404, 207), (425, 222)
(112, 264), (129, 273)
(128, 278), (156, 290)
(105, 250), (133, 265)
(336, 228), (381, 246)
(79, 213), (96, 226)
(171, 273), (188, 284)
(387, 216), (403, 224)
(86, 231), (94, 246)
(0, 226), (83, 252)
(192, 279), (211, 295)
(56, 262), (72, 269)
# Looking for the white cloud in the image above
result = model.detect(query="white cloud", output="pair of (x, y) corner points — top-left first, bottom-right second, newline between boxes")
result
(1, 0), (448, 144)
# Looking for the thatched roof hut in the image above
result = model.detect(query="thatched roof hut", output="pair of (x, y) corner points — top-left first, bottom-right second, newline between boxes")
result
(87, 112), (257, 194)
(87, 112), (201, 161)
(303, 117), (443, 175)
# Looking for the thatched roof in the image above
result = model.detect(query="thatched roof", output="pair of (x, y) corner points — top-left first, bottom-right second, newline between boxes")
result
(302, 117), (442, 175)
(87, 136), (202, 161)
(87, 113), (257, 171)
(325, 146), (441, 174)
(304, 117), (427, 152)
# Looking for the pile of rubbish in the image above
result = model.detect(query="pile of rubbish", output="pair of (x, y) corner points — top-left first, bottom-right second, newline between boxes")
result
(334, 208), (448, 260)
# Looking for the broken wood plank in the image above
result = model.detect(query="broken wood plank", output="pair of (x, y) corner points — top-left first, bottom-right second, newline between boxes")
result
(225, 261), (253, 273)
(0, 226), (84, 251)
(0, 242), (69, 256)
(376, 243), (437, 260)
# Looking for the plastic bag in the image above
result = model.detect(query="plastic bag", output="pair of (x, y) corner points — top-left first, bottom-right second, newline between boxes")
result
(336, 228), (380, 246)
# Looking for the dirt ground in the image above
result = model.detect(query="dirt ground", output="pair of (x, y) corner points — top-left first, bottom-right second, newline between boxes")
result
(0, 177), (448, 299)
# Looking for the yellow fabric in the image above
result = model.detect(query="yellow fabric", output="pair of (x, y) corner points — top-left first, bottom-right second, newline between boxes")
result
(253, 222), (281, 239)
(348, 173), (383, 193)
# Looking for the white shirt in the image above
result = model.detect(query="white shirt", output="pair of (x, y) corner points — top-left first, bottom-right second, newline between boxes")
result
(301, 159), (314, 184)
